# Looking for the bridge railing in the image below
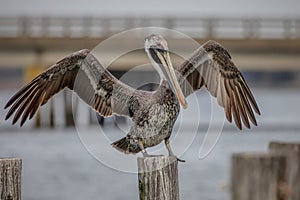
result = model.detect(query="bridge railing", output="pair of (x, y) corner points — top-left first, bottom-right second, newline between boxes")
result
(0, 17), (299, 39)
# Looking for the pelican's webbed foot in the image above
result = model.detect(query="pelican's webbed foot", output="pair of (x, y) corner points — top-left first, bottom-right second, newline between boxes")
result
(142, 151), (185, 162)
(176, 157), (186, 162)
(142, 152), (164, 158)
(138, 141), (164, 158)
(165, 138), (186, 162)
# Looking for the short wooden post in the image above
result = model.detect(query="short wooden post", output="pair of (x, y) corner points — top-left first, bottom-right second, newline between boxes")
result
(49, 99), (54, 128)
(63, 90), (76, 127)
(0, 158), (22, 200)
(231, 153), (289, 200)
(269, 142), (300, 200)
(35, 109), (41, 128)
(137, 156), (179, 200)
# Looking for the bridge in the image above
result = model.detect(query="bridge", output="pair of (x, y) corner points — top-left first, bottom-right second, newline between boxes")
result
(1, 16), (299, 127)
(0, 16), (300, 88)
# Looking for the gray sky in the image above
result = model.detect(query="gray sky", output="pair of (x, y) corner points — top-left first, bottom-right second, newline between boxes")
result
(1, 0), (300, 18)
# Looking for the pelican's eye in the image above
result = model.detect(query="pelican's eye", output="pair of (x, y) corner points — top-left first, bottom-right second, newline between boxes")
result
(148, 48), (162, 65)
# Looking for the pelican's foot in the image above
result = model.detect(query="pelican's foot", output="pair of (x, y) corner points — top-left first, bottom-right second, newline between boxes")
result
(142, 152), (164, 158)
(164, 138), (185, 162)
(176, 157), (186, 162)
(142, 150), (185, 162)
(143, 154), (185, 162)
(141, 149), (163, 158)
(169, 153), (185, 162)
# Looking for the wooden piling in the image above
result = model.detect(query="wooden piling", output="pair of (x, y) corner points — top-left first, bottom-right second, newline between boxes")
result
(137, 156), (179, 200)
(35, 109), (41, 128)
(0, 158), (22, 200)
(269, 142), (300, 200)
(49, 99), (54, 128)
(231, 152), (289, 200)
(63, 89), (76, 127)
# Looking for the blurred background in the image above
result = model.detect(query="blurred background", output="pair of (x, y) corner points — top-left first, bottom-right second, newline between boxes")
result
(0, 0), (300, 200)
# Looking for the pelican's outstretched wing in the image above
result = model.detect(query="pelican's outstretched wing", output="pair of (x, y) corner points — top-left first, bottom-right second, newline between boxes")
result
(178, 40), (260, 130)
(5, 49), (136, 126)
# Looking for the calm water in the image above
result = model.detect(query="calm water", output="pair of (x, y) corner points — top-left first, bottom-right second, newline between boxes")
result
(0, 88), (300, 200)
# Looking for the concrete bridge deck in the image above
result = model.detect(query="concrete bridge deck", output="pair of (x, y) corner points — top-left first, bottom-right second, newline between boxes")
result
(0, 37), (299, 71)
(0, 16), (299, 71)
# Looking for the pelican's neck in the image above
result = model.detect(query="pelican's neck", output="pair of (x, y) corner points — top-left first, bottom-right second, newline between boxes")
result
(154, 64), (165, 81)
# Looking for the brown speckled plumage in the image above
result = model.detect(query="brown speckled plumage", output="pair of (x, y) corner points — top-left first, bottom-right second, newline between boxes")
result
(179, 40), (260, 130)
(5, 36), (260, 159)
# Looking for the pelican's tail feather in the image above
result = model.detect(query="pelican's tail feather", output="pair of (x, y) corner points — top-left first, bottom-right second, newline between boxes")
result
(112, 136), (141, 154)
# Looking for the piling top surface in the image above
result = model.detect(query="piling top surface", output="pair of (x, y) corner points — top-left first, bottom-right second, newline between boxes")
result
(269, 141), (300, 151)
(232, 152), (288, 159)
(137, 156), (178, 173)
(0, 157), (22, 161)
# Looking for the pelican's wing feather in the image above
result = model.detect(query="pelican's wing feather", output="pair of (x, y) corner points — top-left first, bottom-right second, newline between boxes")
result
(178, 40), (260, 130)
(5, 49), (135, 126)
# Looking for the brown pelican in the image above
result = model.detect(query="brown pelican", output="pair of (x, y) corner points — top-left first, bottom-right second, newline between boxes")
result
(4, 34), (260, 161)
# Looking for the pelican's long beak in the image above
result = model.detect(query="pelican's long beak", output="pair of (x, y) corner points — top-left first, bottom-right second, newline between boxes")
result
(154, 49), (188, 109)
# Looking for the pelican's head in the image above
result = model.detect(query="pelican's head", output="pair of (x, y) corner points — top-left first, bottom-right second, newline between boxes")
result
(145, 34), (169, 53)
(145, 34), (188, 109)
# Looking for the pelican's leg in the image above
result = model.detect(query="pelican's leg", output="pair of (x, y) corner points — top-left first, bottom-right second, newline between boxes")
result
(136, 139), (152, 157)
(140, 145), (151, 157)
(137, 139), (163, 158)
(133, 138), (147, 157)
(164, 138), (185, 162)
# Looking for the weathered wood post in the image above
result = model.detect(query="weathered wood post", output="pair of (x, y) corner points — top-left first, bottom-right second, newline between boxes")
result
(137, 156), (179, 200)
(0, 158), (22, 200)
(63, 90), (78, 127)
(49, 99), (54, 128)
(269, 142), (300, 200)
(231, 153), (289, 200)
(35, 109), (41, 128)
